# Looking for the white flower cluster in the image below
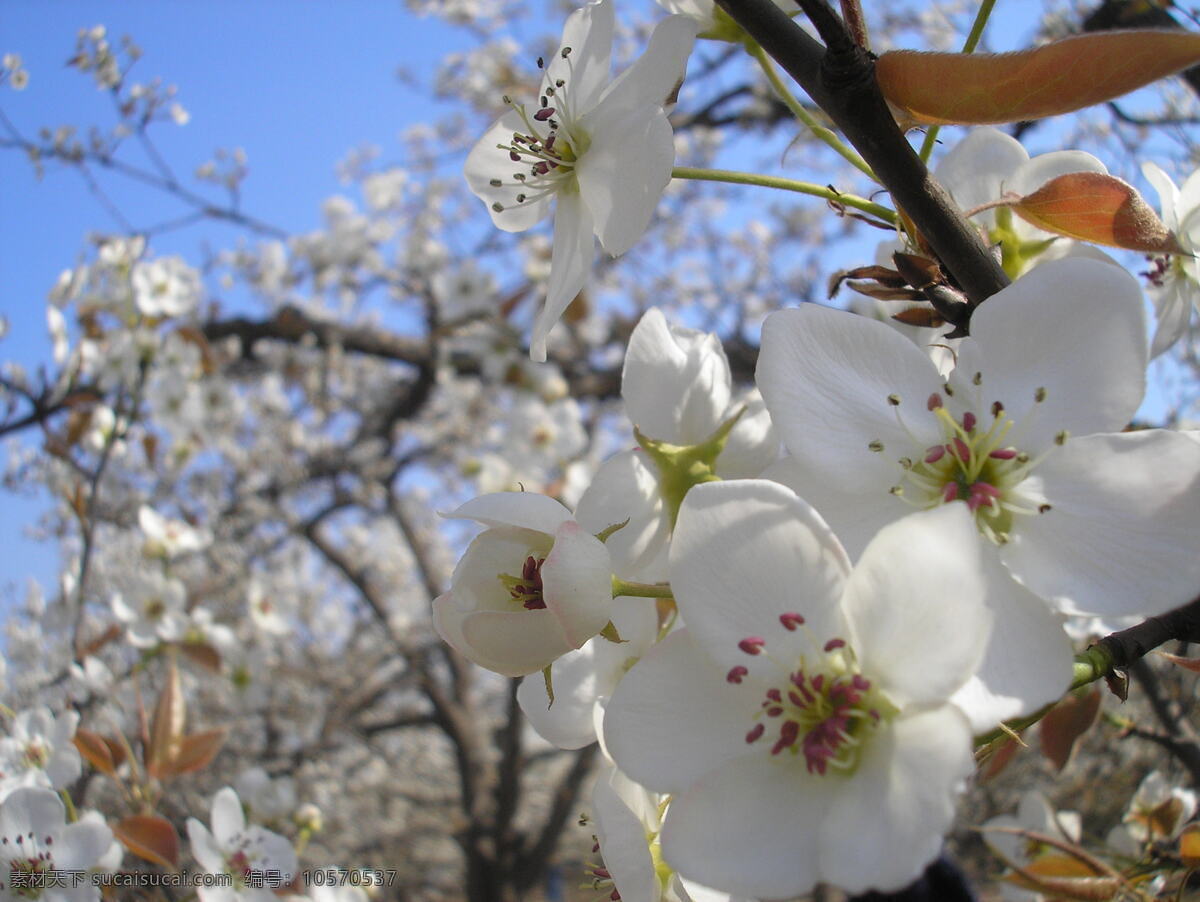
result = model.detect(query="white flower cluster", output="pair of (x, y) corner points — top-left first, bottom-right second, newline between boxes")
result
(446, 2), (1200, 897)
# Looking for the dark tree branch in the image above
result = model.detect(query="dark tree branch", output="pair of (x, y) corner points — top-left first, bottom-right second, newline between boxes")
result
(1097, 595), (1200, 669)
(715, 0), (1010, 313)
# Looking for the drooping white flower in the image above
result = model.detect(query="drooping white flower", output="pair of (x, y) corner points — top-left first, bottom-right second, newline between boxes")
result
(432, 492), (613, 677)
(604, 482), (993, 897)
(131, 256), (201, 318)
(576, 308), (778, 581)
(757, 257), (1200, 622)
(0, 787), (113, 902)
(1141, 161), (1200, 356)
(0, 707), (82, 801)
(187, 786), (298, 902)
(464, 0), (697, 360)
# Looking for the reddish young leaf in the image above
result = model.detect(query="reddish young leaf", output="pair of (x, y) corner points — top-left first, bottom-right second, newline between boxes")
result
(1040, 687), (1102, 771)
(157, 728), (228, 778)
(113, 815), (180, 869)
(73, 728), (117, 778)
(1010, 173), (1182, 254)
(876, 30), (1200, 126)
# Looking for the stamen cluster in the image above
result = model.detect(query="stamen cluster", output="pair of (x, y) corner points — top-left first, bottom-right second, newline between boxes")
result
(500, 555), (547, 610)
(881, 386), (1060, 544)
(728, 614), (889, 776)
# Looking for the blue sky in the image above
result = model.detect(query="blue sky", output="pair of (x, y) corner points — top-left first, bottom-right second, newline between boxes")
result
(1, 1), (477, 600)
(0, 0), (1192, 605)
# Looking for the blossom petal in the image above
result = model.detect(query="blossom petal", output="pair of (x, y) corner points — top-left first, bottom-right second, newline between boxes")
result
(1149, 280), (1193, 358)
(621, 308), (731, 444)
(577, 104), (674, 257)
(187, 818), (225, 874)
(951, 547), (1073, 732)
(541, 520), (613, 647)
(58, 818), (114, 871)
(575, 450), (670, 581)
(757, 305), (944, 490)
(531, 190), (594, 362)
(761, 455), (896, 561)
(464, 111), (553, 232)
(461, 609), (574, 676)
(451, 527), (550, 612)
(595, 13), (697, 113)
(518, 643), (600, 749)
(661, 754), (836, 899)
(604, 630), (751, 794)
(935, 127), (1028, 226)
(0, 786), (64, 840)
(958, 258), (1146, 448)
(445, 491), (573, 534)
(1001, 430), (1200, 617)
(1142, 161), (1181, 232)
(592, 770), (660, 902)
(670, 480), (851, 675)
(820, 706), (974, 894)
(715, 390), (780, 479)
(545, 0), (614, 114)
(211, 786), (245, 847)
(842, 503), (990, 709)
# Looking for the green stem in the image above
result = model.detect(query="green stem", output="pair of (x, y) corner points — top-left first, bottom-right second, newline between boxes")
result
(974, 645), (1116, 749)
(612, 577), (674, 599)
(746, 41), (877, 181)
(919, 0), (998, 162)
(672, 166), (896, 224)
(60, 789), (79, 823)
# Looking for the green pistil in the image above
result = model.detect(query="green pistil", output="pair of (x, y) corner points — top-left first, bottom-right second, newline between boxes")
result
(634, 407), (745, 528)
(990, 207), (1058, 279)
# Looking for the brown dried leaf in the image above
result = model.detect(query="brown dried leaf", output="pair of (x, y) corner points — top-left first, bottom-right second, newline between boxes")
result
(79, 624), (122, 659)
(876, 30), (1200, 126)
(113, 815), (180, 869)
(978, 733), (1022, 782)
(1040, 687), (1102, 771)
(1010, 172), (1181, 254)
(891, 306), (945, 327)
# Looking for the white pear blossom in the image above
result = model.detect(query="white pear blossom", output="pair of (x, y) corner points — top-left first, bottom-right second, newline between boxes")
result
(604, 482), (994, 897)
(757, 257), (1200, 621)
(1141, 161), (1200, 356)
(0, 707), (82, 800)
(432, 492), (614, 676)
(576, 308), (778, 581)
(138, 504), (211, 559)
(0, 787), (113, 902)
(131, 255), (202, 318)
(464, 0), (698, 360)
(187, 786), (298, 902)
(111, 571), (188, 648)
